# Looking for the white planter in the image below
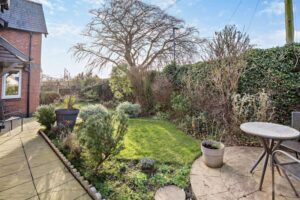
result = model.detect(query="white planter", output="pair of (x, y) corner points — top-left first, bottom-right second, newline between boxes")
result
(201, 140), (225, 168)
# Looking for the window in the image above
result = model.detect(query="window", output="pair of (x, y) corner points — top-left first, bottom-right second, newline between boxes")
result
(2, 69), (22, 99)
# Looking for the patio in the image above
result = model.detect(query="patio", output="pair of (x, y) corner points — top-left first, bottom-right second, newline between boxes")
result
(0, 120), (92, 200)
(191, 146), (300, 200)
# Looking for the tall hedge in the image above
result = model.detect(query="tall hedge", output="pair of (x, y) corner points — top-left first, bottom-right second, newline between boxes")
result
(239, 44), (300, 124)
(164, 44), (300, 124)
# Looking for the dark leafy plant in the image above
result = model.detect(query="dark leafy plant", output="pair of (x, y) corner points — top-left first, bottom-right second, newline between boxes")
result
(140, 158), (156, 173)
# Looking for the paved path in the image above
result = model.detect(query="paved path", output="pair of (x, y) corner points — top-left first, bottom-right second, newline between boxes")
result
(191, 146), (300, 200)
(0, 120), (92, 200)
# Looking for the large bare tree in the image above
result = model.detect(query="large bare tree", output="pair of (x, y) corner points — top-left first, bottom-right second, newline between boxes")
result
(72, 0), (202, 106)
(73, 0), (201, 71)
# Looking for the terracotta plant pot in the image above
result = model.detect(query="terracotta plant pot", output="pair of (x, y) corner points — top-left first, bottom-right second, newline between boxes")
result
(201, 140), (225, 168)
(55, 109), (79, 131)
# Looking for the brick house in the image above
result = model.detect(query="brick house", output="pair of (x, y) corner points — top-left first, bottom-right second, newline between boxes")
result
(0, 0), (47, 117)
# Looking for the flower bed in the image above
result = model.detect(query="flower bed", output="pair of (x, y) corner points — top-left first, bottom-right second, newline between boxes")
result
(36, 103), (200, 199)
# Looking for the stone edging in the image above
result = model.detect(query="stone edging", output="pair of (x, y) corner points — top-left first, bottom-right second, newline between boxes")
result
(39, 130), (102, 200)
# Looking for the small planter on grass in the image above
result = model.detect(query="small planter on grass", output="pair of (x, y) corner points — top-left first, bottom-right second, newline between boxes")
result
(201, 140), (225, 168)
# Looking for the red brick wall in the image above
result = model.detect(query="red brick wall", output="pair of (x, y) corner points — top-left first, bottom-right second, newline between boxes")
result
(0, 29), (43, 116)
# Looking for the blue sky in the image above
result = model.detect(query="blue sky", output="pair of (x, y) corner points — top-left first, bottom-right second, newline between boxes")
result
(36, 0), (300, 78)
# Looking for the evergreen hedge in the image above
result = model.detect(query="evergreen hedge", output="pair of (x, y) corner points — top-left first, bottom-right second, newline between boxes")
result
(164, 44), (300, 124)
(240, 44), (300, 124)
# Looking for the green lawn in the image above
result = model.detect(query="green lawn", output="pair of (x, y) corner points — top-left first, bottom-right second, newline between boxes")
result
(118, 118), (201, 164)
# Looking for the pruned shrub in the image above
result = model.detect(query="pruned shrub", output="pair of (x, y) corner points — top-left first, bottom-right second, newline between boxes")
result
(78, 110), (128, 171)
(79, 104), (109, 121)
(116, 102), (141, 118)
(40, 92), (60, 105)
(35, 105), (56, 130)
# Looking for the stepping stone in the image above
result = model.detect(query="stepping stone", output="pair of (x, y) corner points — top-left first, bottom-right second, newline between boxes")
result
(155, 185), (185, 200)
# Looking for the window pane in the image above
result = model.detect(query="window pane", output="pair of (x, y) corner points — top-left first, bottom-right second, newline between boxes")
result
(5, 71), (20, 96)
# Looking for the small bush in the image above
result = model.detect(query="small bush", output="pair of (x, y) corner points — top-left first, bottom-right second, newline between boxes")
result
(140, 158), (156, 173)
(35, 105), (56, 130)
(40, 92), (60, 105)
(154, 111), (170, 120)
(171, 93), (191, 116)
(116, 102), (141, 118)
(79, 104), (109, 121)
(78, 110), (128, 171)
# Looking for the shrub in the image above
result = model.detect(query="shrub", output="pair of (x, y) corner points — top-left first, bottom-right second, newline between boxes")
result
(40, 92), (60, 105)
(109, 64), (133, 101)
(63, 133), (82, 159)
(48, 124), (70, 140)
(152, 75), (173, 111)
(79, 104), (109, 121)
(78, 110), (128, 171)
(35, 105), (56, 130)
(102, 100), (118, 109)
(232, 90), (275, 124)
(171, 93), (191, 116)
(116, 102), (141, 118)
(154, 111), (171, 120)
(140, 158), (156, 173)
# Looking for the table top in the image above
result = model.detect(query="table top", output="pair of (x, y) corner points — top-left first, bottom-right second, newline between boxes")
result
(240, 122), (300, 140)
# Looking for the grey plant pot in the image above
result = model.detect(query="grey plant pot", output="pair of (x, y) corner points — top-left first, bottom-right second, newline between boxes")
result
(201, 140), (225, 168)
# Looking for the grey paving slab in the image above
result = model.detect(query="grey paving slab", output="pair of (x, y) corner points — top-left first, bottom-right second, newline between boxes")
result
(191, 147), (300, 200)
(0, 120), (93, 200)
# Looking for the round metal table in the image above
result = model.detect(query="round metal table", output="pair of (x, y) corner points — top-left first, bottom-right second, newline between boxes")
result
(240, 122), (300, 190)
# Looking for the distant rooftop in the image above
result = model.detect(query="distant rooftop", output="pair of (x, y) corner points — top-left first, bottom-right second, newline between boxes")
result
(0, 0), (47, 34)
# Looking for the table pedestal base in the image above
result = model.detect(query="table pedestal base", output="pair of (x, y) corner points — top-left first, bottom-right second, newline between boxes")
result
(250, 138), (282, 190)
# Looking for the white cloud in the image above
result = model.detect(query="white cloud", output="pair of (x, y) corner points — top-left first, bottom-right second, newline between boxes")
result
(259, 0), (284, 16)
(47, 23), (82, 37)
(31, 0), (67, 13)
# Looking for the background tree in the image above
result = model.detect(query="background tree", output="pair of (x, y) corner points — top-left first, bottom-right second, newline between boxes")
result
(109, 64), (133, 101)
(73, 0), (202, 111)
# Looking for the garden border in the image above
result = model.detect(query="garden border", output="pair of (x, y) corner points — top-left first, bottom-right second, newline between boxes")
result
(38, 130), (102, 200)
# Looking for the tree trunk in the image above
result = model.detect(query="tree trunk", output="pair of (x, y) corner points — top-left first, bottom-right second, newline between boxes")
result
(285, 0), (294, 44)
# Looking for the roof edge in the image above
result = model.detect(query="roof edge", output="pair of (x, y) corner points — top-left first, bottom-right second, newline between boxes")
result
(0, 36), (29, 62)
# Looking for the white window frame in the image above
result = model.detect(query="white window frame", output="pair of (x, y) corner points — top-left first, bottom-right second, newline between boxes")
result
(2, 69), (22, 99)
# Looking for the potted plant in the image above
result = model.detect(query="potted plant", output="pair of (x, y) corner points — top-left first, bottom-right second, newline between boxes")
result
(55, 95), (79, 130)
(201, 140), (225, 168)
